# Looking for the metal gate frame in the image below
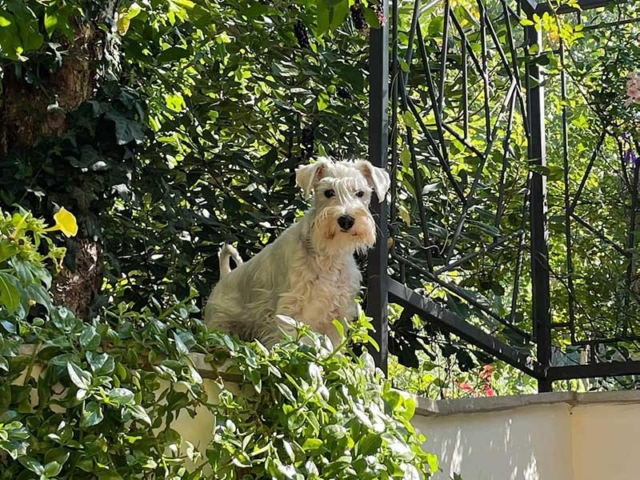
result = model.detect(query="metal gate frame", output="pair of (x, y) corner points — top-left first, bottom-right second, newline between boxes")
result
(366, 0), (640, 392)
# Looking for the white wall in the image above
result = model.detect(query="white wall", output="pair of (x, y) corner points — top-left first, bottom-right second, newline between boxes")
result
(412, 391), (640, 480)
(572, 402), (640, 480)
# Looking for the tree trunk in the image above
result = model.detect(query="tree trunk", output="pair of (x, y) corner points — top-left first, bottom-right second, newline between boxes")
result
(0, 22), (99, 154)
(0, 20), (103, 319)
(52, 238), (104, 319)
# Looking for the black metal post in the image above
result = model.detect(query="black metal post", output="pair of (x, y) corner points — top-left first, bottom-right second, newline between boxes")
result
(367, 0), (390, 373)
(525, 21), (552, 392)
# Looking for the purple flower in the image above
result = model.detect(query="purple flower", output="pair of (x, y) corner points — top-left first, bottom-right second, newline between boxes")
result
(625, 149), (638, 166)
(623, 132), (632, 141)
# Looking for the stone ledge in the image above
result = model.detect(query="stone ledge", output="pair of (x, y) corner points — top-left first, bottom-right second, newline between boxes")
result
(414, 389), (640, 417)
(20, 345), (640, 415)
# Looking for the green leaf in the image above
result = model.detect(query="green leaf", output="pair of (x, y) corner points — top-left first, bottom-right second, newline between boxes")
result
(384, 389), (403, 410)
(80, 325), (101, 350)
(0, 272), (21, 313)
(402, 111), (419, 130)
(301, 438), (323, 451)
(548, 165), (565, 181)
(157, 47), (190, 64)
(316, 6), (330, 36)
(428, 16), (444, 36)
(86, 351), (115, 375)
(18, 456), (44, 475)
(427, 453), (439, 473)
(331, 319), (345, 340)
(66, 362), (93, 390)
(128, 404), (151, 425)
(81, 401), (104, 427)
(44, 448), (70, 468)
(0, 13), (11, 27)
(363, 7), (381, 28)
(0, 11), (23, 60)
(105, 112), (145, 145)
(402, 463), (421, 480)
(358, 433), (382, 456)
(44, 11), (58, 37)
(26, 284), (51, 312)
(173, 332), (189, 356)
(400, 146), (412, 167)
(400, 395), (416, 422)
(0, 355), (8, 372)
(97, 470), (124, 480)
(8, 1), (43, 51)
(529, 164), (550, 176)
(330, 0), (349, 30)
(317, 92), (329, 111)
(11, 260), (33, 284)
(108, 388), (135, 406)
(43, 460), (63, 478)
(0, 240), (18, 263)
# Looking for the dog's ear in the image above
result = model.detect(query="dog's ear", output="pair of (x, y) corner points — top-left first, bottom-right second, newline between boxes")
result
(355, 160), (390, 202)
(295, 157), (332, 199)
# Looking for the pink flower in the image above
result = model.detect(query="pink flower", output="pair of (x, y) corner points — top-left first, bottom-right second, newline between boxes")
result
(478, 364), (494, 380)
(458, 382), (474, 393)
(626, 72), (640, 105)
(483, 385), (496, 397)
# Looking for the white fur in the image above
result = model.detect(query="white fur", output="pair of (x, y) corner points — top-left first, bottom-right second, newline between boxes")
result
(204, 158), (390, 348)
(218, 244), (243, 277)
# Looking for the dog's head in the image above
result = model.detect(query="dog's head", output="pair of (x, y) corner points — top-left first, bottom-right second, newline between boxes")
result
(295, 157), (390, 254)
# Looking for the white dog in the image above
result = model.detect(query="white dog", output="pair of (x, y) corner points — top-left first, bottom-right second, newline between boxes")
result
(204, 157), (390, 348)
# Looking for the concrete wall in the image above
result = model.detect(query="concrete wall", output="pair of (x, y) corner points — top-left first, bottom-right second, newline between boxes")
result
(412, 391), (640, 480)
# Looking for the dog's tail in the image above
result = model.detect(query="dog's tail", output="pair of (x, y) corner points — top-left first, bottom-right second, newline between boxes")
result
(219, 244), (243, 277)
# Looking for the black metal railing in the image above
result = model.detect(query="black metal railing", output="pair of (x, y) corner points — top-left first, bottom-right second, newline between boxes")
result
(367, 0), (640, 391)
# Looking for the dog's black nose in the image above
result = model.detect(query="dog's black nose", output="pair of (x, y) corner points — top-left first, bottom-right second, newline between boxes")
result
(338, 215), (355, 231)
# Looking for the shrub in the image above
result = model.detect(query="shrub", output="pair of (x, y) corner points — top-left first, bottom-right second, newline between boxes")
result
(0, 208), (437, 479)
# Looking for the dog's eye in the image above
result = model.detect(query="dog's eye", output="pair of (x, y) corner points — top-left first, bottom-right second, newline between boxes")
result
(356, 191), (365, 198)
(324, 189), (336, 198)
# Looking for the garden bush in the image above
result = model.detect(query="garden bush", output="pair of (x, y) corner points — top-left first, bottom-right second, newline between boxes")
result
(0, 208), (437, 479)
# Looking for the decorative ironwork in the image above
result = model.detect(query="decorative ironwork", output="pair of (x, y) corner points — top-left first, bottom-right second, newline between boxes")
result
(367, 0), (640, 391)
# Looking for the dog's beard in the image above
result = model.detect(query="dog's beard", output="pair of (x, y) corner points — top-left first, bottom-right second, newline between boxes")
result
(310, 206), (376, 255)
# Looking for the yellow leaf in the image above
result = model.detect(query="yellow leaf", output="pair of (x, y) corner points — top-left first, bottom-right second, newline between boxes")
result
(53, 208), (78, 237)
(117, 16), (131, 35)
(399, 205), (411, 226)
(117, 3), (142, 35)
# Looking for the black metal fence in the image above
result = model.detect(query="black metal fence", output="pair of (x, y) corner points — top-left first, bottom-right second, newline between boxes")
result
(367, 0), (640, 391)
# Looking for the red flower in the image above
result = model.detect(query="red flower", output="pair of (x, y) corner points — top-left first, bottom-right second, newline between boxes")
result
(479, 364), (494, 380)
(458, 381), (474, 393)
(483, 384), (496, 397)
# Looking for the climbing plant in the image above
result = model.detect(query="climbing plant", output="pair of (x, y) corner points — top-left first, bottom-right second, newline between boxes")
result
(0, 208), (437, 479)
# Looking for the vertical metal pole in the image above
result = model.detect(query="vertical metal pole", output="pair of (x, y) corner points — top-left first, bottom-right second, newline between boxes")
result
(367, 0), (390, 373)
(525, 20), (552, 392)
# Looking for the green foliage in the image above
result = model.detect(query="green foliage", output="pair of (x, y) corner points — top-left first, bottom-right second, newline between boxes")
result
(209, 317), (437, 479)
(5, 0), (640, 401)
(0, 209), (65, 322)
(102, 0), (375, 303)
(0, 208), (436, 479)
(0, 81), (146, 241)
(0, 0), (378, 305)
